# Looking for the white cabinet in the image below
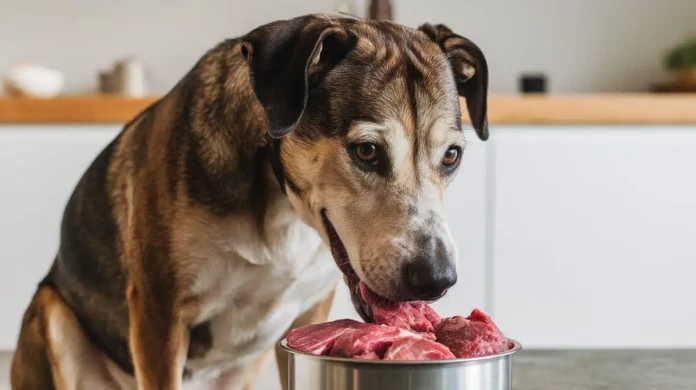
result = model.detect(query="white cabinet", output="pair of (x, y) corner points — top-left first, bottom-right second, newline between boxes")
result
(0, 125), (122, 350)
(490, 126), (696, 348)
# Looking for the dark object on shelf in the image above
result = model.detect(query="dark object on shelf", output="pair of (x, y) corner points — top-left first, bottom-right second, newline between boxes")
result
(651, 83), (696, 93)
(98, 70), (116, 93)
(97, 58), (146, 97)
(369, 0), (393, 20)
(519, 74), (547, 94)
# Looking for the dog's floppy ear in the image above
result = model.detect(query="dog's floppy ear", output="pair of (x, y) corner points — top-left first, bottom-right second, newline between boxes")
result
(418, 23), (489, 141)
(241, 17), (349, 138)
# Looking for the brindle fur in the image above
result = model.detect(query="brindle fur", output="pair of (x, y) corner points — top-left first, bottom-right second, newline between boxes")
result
(11, 13), (488, 390)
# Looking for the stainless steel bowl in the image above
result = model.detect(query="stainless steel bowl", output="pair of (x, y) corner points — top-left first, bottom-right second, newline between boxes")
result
(280, 338), (522, 390)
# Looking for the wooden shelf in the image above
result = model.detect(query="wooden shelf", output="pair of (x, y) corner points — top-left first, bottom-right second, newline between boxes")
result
(0, 95), (159, 124)
(1, 94), (696, 125)
(474, 94), (696, 125)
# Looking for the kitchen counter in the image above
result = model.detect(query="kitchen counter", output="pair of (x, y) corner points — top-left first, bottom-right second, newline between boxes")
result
(1, 94), (696, 125)
(0, 350), (692, 389)
(514, 350), (696, 390)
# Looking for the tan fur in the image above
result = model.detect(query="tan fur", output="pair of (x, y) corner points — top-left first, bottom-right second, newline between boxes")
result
(274, 288), (337, 390)
(127, 282), (189, 390)
(12, 286), (127, 390)
(11, 288), (56, 390)
(241, 351), (274, 390)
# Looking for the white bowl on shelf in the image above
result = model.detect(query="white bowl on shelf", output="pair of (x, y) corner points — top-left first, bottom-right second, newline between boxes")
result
(4, 64), (65, 98)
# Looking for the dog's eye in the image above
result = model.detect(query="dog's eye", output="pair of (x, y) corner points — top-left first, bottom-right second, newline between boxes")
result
(442, 147), (460, 166)
(355, 143), (379, 164)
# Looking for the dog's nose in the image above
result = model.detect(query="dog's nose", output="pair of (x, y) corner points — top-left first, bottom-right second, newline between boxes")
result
(403, 237), (457, 300)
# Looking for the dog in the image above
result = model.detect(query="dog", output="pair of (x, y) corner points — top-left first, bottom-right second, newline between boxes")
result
(10, 13), (489, 390)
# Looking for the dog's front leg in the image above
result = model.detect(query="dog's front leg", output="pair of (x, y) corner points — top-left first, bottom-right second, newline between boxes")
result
(274, 288), (337, 390)
(127, 280), (189, 390)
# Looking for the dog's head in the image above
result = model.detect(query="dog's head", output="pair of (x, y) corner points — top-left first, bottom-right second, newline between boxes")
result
(241, 14), (488, 320)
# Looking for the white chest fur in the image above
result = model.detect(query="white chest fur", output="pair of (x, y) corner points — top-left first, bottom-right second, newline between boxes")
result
(177, 195), (341, 385)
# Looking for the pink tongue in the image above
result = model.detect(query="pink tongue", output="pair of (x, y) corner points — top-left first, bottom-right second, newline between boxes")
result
(359, 281), (380, 305)
(358, 282), (441, 337)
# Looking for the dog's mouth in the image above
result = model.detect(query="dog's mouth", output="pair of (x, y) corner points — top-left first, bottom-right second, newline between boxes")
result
(320, 209), (382, 323)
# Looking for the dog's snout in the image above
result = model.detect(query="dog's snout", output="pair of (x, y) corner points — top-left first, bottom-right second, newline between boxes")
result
(402, 237), (457, 300)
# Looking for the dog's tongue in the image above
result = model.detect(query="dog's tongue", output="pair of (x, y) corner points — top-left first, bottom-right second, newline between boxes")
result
(346, 278), (371, 322)
(359, 281), (381, 306)
(357, 282), (441, 337)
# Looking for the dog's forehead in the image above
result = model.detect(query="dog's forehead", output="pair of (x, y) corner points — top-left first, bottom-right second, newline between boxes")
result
(329, 20), (461, 131)
(347, 20), (450, 77)
(298, 18), (462, 147)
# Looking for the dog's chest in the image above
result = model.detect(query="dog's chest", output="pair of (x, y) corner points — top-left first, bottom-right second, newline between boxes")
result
(179, 204), (340, 384)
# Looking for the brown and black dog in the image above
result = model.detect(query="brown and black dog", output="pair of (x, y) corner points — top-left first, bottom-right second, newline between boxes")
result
(10, 13), (489, 390)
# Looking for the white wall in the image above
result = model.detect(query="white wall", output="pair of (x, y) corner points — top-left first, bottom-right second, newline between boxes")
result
(1, 0), (694, 95)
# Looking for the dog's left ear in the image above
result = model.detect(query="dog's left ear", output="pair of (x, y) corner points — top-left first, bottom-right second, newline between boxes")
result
(418, 23), (489, 141)
(241, 17), (349, 138)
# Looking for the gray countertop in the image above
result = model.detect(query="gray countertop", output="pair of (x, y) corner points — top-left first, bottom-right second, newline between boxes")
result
(1, 350), (692, 389)
(513, 350), (696, 390)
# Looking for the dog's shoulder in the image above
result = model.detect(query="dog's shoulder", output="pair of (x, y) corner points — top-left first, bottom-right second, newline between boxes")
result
(43, 33), (280, 375)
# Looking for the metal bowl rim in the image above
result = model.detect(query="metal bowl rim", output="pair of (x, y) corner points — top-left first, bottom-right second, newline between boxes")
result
(279, 338), (522, 365)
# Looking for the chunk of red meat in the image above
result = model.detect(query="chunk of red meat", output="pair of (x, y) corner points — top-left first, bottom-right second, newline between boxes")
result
(360, 283), (440, 338)
(383, 336), (455, 360)
(329, 325), (414, 359)
(352, 351), (380, 360)
(435, 309), (512, 358)
(286, 319), (368, 355)
(410, 301), (442, 328)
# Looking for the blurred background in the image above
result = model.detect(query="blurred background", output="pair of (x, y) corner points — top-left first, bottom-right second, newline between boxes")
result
(2, 0), (696, 94)
(1, 0), (695, 389)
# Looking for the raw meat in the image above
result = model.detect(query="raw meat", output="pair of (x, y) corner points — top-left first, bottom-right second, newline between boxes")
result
(329, 325), (414, 359)
(286, 319), (369, 355)
(383, 336), (455, 360)
(435, 309), (513, 358)
(411, 301), (442, 329)
(360, 282), (441, 339)
(286, 284), (511, 361)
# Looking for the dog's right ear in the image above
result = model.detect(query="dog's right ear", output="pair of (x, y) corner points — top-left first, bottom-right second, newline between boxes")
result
(418, 23), (489, 141)
(241, 17), (350, 138)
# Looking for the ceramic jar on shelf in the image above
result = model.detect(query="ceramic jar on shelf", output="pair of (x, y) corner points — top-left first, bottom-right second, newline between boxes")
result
(98, 57), (146, 97)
